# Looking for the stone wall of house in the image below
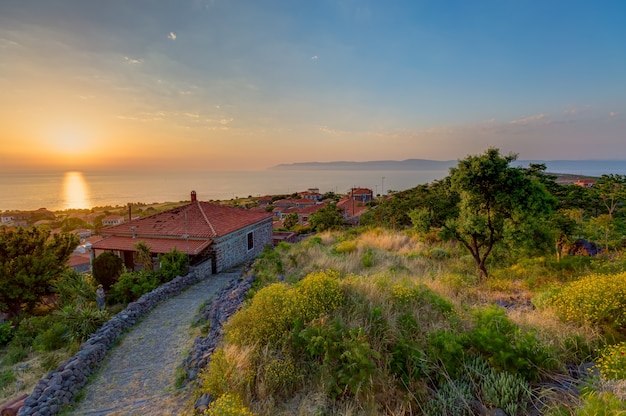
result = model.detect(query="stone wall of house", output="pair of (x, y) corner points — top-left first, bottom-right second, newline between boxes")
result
(17, 264), (211, 416)
(213, 217), (273, 272)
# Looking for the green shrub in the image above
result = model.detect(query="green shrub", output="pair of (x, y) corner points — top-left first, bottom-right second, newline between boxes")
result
(577, 390), (626, 415)
(428, 248), (450, 260)
(227, 271), (344, 347)
(291, 270), (344, 323)
(33, 322), (68, 351)
(361, 249), (375, 268)
(262, 355), (301, 394)
(2, 344), (28, 365)
(427, 330), (467, 378)
(549, 272), (626, 330)
(251, 246), (283, 290)
(55, 304), (109, 342)
(0, 369), (16, 389)
(226, 283), (293, 346)
(110, 270), (160, 304)
(157, 248), (188, 283)
(468, 305), (556, 381)
(333, 240), (357, 254)
(294, 318), (380, 398)
(423, 378), (474, 416)
(11, 315), (55, 347)
(92, 251), (124, 290)
(53, 269), (97, 308)
(0, 321), (13, 347)
(595, 341), (626, 380)
(203, 393), (255, 416)
(481, 370), (531, 415)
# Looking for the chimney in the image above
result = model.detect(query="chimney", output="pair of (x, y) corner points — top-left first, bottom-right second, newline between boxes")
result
(191, 190), (197, 202)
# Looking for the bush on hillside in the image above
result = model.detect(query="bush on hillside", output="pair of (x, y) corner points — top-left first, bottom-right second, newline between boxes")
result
(109, 270), (160, 304)
(549, 271), (626, 330)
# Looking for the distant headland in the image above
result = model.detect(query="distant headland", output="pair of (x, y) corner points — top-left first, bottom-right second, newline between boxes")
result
(270, 159), (626, 175)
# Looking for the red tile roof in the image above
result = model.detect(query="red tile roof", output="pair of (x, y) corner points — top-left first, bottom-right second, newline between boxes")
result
(99, 201), (272, 239)
(93, 236), (212, 255)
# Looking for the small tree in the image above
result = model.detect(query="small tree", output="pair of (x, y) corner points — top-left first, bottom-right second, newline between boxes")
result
(0, 228), (79, 318)
(282, 212), (299, 230)
(309, 204), (345, 232)
(594, 174), (626, 219)
(92, 251), (124, 290)
(134, 241), (154, 271)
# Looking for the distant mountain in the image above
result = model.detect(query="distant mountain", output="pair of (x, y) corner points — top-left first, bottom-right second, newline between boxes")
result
(270, 159), (457, 171)
(270, 159), (626, 176)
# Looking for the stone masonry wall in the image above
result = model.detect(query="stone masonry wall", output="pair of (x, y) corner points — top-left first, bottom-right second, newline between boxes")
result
(212, 218), (273, 273)
(17, 265), (211, 416)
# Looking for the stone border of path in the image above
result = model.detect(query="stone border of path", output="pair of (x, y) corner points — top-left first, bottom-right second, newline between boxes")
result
(18, 266), (217, 416)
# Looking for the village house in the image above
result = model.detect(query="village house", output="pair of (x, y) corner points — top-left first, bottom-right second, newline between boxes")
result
(349, 187), (374, 203)
(298, 188), (324, 201)
(574, 179), (596, 188)
(92, 191), (273, 274)
(1, 212), (31, 226)
(101, 215), (125, 226)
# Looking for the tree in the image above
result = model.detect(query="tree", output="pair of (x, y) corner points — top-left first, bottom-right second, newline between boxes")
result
(594, 174), (626, 219)
(0, 228), (79, 318)
(134, 241), (154, 271)
(444, 148), (555, 279)
(282, 212), (299, 230)
(309, 204), (345, 232)
(92, 251), (124, 290)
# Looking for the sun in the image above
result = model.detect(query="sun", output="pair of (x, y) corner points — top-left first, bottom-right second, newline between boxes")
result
(48, 125), (94, 158)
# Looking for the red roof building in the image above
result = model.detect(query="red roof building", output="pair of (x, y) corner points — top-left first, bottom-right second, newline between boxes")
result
(92, 191), (273, 274)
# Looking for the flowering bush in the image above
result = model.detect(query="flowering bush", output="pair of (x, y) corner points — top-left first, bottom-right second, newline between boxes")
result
(550, 272), (626, 329)
(226, 271), (344, 347)
(204, 393), (255, 416)
(291, 270), (344, 323)
(596, 342), (626, 380)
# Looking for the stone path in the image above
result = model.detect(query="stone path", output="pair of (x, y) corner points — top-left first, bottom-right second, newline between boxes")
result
(67, 271), (239, 416)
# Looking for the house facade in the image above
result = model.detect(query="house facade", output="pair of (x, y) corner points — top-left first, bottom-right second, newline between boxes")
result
(92, 191), (273, 274)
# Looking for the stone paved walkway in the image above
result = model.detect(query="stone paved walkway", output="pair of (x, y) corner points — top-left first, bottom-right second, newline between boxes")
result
(67, 271), (239, 416)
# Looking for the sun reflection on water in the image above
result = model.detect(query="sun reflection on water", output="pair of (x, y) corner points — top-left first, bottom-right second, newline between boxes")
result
(62, 171), (91, 209)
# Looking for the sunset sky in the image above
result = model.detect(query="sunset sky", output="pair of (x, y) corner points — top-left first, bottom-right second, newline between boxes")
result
(1, 0), (624, 172)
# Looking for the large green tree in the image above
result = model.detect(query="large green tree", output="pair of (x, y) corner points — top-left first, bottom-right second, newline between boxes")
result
(0, 228), (79, 318)
(444, 148), (555, 278)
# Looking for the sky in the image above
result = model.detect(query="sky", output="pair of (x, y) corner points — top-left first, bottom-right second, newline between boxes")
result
(1, 0), (625, 172)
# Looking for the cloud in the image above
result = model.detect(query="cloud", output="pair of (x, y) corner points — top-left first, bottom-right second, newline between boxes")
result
(509, 113), (546, 125)
(610, 111), (618, 118)
(168, 32), (177, 40)
(0, 38), (19, 48)
(124, 56), (142, 64)
(311, 55), (318, 60)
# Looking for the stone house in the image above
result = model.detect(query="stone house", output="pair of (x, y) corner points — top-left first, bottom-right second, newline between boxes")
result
(92, 191), (273, 274)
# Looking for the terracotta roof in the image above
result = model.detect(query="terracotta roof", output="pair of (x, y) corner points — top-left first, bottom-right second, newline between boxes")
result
(99, 201), (272, 239)
(93, 236), (212, 255)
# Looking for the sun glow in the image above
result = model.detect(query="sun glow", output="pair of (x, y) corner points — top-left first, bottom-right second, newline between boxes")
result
(61, 171), (92, 209)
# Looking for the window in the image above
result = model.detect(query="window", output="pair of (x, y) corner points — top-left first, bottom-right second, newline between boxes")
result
(247, 231), (254, 251)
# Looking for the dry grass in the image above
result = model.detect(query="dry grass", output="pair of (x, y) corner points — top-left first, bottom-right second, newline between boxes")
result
(0, 348), (74, 404)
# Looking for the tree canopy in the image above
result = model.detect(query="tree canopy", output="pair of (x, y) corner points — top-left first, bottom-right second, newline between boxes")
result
(309, 204), (345, 232)
(444, 148), (555, 278)
(0, 228), (79, 318)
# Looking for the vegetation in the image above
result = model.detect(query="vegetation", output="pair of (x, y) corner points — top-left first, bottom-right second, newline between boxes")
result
(0, 228), (79, 318)
(193, 145), (626, 415)
(0, 243), (187, 403)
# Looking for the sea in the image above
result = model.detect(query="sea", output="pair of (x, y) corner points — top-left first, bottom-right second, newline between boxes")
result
(1, 160), (625, 212)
